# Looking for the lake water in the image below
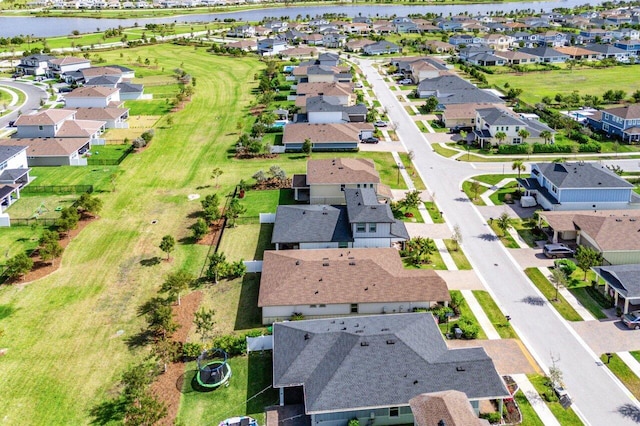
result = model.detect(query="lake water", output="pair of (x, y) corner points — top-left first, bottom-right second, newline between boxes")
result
(0, 0), (605, 38)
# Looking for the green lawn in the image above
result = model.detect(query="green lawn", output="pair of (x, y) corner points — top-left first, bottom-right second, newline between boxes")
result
(402, 249), (446, 271)
(524, 268), (583, 322)
(218, 223), (274, 261)
(0, 226), (41, 270)
(4, 193), (77, 220)
(126, 99), (173, 115)
(443, 239), (472, 270)
(568, 287), (607, 320)
(511, 218), (542, 248)
(453, 290), (488, 340)
(424, 201), (444, 223)
(473, 174), (519, 186)
(514, 389), (545, 426)
(489, 181), (519, 206)
(432, 143), (459, 158)
(472, 290), (518, 339)
(486, 66), (640, 106)
(177, 353), (279, 425)
(29, 165), (119, 192)
(462, 180), (488, 206)
(416, 120), (429, 133)
(489, 221), (520, 249)
(240, 189), (295, 219)
(397, 206), (425, 224)
(404, 105), (416, 116)
(527, 374), (583, 426)
(600, 354), (640, 400)
(398, 152), (427, 191)
(88, 144), (131, 162)
(631, 351), (640, 363)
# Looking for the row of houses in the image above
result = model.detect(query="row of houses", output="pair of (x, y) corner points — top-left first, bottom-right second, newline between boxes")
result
(255, 157), (510, 424)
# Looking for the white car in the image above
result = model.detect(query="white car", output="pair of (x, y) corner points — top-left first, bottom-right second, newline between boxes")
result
(398, 79), (413, 85)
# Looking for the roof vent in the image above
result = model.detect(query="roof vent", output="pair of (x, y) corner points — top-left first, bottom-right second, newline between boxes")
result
(322, 262), (329, 266)
(381, 328), (390, 331)
(304, 333), (310, 340)
(413, 380), (419, 385)
(349, 261), (356, 266)
(631, 219), (637, 222)
(360, 341), (369, 346)
(295, 260), (300, 265)
(348, 256), (355, 260)
(386, 339), (395, 345)
(302, 211), (306, 214)
(355, 329), (364, 333)
(364, 287), (369, 291)
(616, 218), (622, 222)
(456, 366), (466, 372)
(315, 290), (319, 294)
(371, 206), (377, 209)
(322, 211), (328, 215)
(342, 327), (347, 330)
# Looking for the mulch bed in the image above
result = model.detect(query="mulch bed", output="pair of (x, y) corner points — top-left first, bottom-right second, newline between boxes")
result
(150, 290), (203, 425)
(5, 213), (97, 286)
(253, 178), (291, 191)
(195, 218), (225, 247)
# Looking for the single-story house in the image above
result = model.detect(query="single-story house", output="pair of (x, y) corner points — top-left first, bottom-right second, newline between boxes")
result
(0, 145), (30, 213)
(73, 107), (129, 129)
(473, 107), (555, 148)
(64, 86), (121, 108)
(282, 122), (373, 152)
(416, 75), (504, 105)
(592, 264), (640, 314)
(305, 96), (367, 123)
(0, 137), (91, 167)
(273, 313), (510, 425)
(363, 40), (401, 55)
(517, 162), (638, 211)
(518, 47), (569, 63)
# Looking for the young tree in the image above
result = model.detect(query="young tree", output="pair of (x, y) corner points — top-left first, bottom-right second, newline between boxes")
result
(404, 236), (437, 265)
(495, 212), (511, 236)
(40, 239), (63, 266)
(123, 390), (167, 425)
(525, 143), (534, 160)
(160, 270), (194, 305)
(76, 192), (103, 216)
(421, 96), (439, 113)
(471, 180), (481, 201)
(400, 190), (422, 211)
(193, 308), (216, 343)
(511, 159), (525, 179)
(575, 246), (602, 280)
(225, 198), (246, 228)
(211, 167), (223, 188)
(302, 138), (312, 157)
(146, 302), (179, 339)
(192, 218), (209, 241)
(159, 235), (175, 261)
(549, 267), (568, 302)
(518, 128), (530, 145)
(207, 252), (227, 284)
(151, 337), (180, 373)
(451, 224), (462, 251)
(56, 206), (80, 237)
(5, 253), (33, 281)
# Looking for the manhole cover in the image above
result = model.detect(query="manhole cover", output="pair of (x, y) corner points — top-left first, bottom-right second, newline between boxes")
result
(151, 220), (158, 224)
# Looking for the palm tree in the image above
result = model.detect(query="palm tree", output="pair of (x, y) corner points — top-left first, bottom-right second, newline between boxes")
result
(496, 212), (511, 237)
(518, 128), (530, 145)
(540, 130), (552, 145)
(494, 131), (507, 146)
(511, 160), (525, 179)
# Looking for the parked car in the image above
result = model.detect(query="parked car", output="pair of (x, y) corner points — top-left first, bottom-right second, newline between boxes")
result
(8, 120), (15, 127)
(374, 121), (388, 127)
(398, 78), (413, 85)
(543, 243), (574, 259)
(354, 82), (363, 88)
(622, 310), (640, 330)
(361, 137), (379, 144)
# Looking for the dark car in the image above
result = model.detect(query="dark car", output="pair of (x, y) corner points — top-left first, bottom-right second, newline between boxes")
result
(361, 137), (379, 144)
(8, 120), (16, 127)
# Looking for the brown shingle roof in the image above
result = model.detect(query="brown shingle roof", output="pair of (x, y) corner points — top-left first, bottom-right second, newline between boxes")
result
(258, 248), (450, 307)
(573, 214), (640, 251)
(14, 109), (75, 126)
(410, 391), (487, 426)
(65, 86), (119, 98)
(0, 138), (89, 157)
(73, 107), (128, 121)
(49, 56), (90, 66)
(56, 120), (105, 138)
(603, 104), (640, 120)
(81, 66), (122, 78)
(295, 82), (353, 97)
(306, 158), (380, 185)
(283, 123), (373, 145)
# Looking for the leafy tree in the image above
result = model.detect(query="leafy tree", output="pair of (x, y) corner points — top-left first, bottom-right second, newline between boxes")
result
(400, 190), (422, 211)
(495, 212), (511, 236)
(207, 252), (227, 284)
(160, 270), (194, 305)
(5, 253), (33, 280)
(146, 302), (179, 339)
(252, 170), (267, 183)
(56, 206), (80, 237)
(525, 143), (534, 160)
(268, 165), (286, 182)
(494, 131), (507, 145)
(451, 224), (462, 251)
(192, 218), (209, 241)
(225, 198), (246, 228)
(518, 128), (530, 145)
(511, 159), (525, 179)
(159, 235), (175, 261)
(471, 180), (481, 201)
(123, 390), (167, 426)
(550, 267), (568, 302)
(540, 130), (553, 145)
(420, 96), (439, 113)
(39, 229), (59, 246)
(151, 337), (180, 373)
(203, 205), (221, 225)
(211, 167), (223, 188)
(76, 192), (103, 215)
(201, 193), (220, 210)
(302, 138), (312, 157)
(403, 237), (437, 266)
(575, 245), (602, 280)
(193, 308), (216, 343)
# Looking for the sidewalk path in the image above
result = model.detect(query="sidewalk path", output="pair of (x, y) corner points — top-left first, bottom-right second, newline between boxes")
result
(461, 289), (501, 339)
(435, 239), (456, 270)
(512, 374), (561, 426)
(618, 352), (640, 378)
(507, 227), (530, 249)
(539, 267), (596, 321)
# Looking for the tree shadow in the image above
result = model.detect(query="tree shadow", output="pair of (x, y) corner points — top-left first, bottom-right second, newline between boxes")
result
(140, 257), (161, 267)
(179, 235), (197, 245)
(187, 210), (202, 219)
(477, 233), (499, 241)
(195, 185), (211, 190)
(89, 398), (126, 425)
(617, 403), (640, 422)
(124, 328), (153, 350)
(0, 303), (17, 321)
(234, 274), (262, 331)
(520, 296), (546, 306)
(255, 224), (274, 260)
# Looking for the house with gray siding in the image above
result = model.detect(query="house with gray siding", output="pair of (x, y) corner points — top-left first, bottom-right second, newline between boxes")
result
(0, 138), (91, 167)
(272, 313), (509, 425)
(517, 162), (638, 211)
(593, 264), (640, 315)
(0, 145), (30, 214)
(282, 122), (373, 152)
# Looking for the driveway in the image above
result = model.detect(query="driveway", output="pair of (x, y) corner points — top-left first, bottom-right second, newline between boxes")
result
(358, 140), (405, 152)
(572, 320), (640, 354)
(436, 270), (486, 291)
(405, 222), (452, 239)
(508, 248), (555, 269)
(447, 339), (541, 375)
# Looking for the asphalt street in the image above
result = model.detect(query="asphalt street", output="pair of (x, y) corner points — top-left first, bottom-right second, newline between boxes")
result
(359, 58), (640, 425)
(0, 79), (48, 128)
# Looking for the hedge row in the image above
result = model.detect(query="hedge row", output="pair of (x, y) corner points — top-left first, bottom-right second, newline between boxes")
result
(497, 142), (601, 155)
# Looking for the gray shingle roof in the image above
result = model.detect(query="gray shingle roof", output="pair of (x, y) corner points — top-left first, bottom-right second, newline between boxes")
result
(518, 47), (569, 58)
(534, 162), (633, 189)
(0, 168), (29, 183)
(0, 145), (27, 163)
(273, 314), (509, 413)
(584, 43), (627, 55)
(85, 75), (120, 86)
(417, 75), (503, 105)
(477, 108), (522, 126)
(272, 204), (352, 244)
(593, 264), (640, 299)
(116, 82), (144, 93)
(305, 96), (366, 116)
(345, 187), (395, 223)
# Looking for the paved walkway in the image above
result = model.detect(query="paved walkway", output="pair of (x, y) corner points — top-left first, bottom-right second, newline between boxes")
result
(448, 340), (540, 375)
(512, 374), (561, 426)
(461, 289), (501, 339)
(435, 270), (486, 290)
(539, 267), (596, 321)
(435, 239), (456, 270)
(405, 222), (452, 239)
(507, 227), (530, 249)
(619, 352), (640, 378)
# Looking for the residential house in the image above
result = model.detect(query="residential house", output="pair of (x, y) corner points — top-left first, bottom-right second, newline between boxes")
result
(293, 65), (352, 84)
(64, 86), (121, 108)
(272, 313), (510, 425)
(578, 28), (613, 44)
(458, 46), (494, 62)
(424, 40), (455, 54)
(465, 53), (506, 67)
(614, 39), (640, 55)
(508, 31), (538, 48)
(257, 38), (288, 56)
(295, 82), (355, 107)
(440, 103), (500, 130)
(80, 66), (124, 82)
(305, 96), (367, 123)
(345, 39), (375, 52)
(0, 137), (91, 166)
(17, 54), (55, 76)
(303, 33), (324, 46)
(583, 43), (629, 60)
(292, 158), (386, 204)
(344, 22), (371, 34)
(0, 146), (30, 213)
(259, 249), (445, 324)
(593, 264), (640, 314)
(611, 28), (640, 41)
(226, 24), (256, 38)
(517, 162), (637, 211)
(410, 391), (488, 426)
(363, 41), (401, 56)
(73, 107), (129, 129)
(587, 104), (640, 143)
(473, 107), (555, 148)
(14, 109), (76, 138)
(537, 31), (568, 47)
(317, 52), (340, 67)
(448, 34), (478, 46)
(322, 32), (347, 48)
(553, 46), (599, 61)
(226, 39), (257, 52)
(281, 47), (317, 59)
(518, 47), (569, 62)
(494, 50), (539, 65)
(282, 123), (373, 152)
(46, 56), (90, 78)
(481, 34), (512, 50)
(393, 17), (418, 33)
(115, 82), (145, 100)
(395, 57), (450, 84)
(263, 20), (288, 33)
(416, 75), (504, 106)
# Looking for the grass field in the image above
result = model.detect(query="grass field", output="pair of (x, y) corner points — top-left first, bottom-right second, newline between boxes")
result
(88, 143), (130, 162)
(514, 389), (544, 426)
(486, 67), (640, 106)
(217, 223), (274, 262)
(4, 193), (77, 220)
(600, 354), (640, 399)
(0, 227), (41, 269)
(527, 374), (583, 426)
(424, 201), (444, 223)
(443, 239), (472, 270)
(472, 290), (518, 339)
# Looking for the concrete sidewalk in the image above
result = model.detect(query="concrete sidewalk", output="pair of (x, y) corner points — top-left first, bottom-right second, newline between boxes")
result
(512, 374), (561, 426)
(461, 289), (500, 340)
(435, 239), (456, 270)
(539, 267), (596, 321)
(618, 352), (640, 378)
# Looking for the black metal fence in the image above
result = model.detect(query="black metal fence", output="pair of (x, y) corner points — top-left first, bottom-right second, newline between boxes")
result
(87, 145), (134, 166)
(21, 185), (94, 194)
(10, 217), (58, 227)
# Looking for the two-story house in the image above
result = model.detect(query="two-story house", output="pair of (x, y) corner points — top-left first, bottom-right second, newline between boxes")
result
(517, 162), (637, 211)
(17, 54), (56, 76)
(257, 38), (288, 56)
(0, 145), (30, 214)
(14, 109), (76, 138)
(473, 107), (555, 148)
(226, 24), (256, 38)
(63, 86), (121, 108)
(46, 56), (91, 78)
(588, 104), (640, 143)
(305, 96), (367, 123)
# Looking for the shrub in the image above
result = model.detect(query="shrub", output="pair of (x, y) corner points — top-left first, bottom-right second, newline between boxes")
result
(430, 305), (454, 323)
(290, 312), (305, 321)
(554, 259), (576, 277)
(140, 129), (155, 143)
(132, 137), (147, 149)
(183, 342), (203, 359)
(348, 419), (360, 426)
(479, 412), (502, 424)
(456, 317), (479, 339)
(210, 330), (267, 356)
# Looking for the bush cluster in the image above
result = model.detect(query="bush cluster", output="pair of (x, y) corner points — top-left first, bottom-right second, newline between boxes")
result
(497, 142), (600, 155)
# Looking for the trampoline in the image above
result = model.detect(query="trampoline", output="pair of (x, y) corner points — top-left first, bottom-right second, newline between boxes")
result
(196, 348), (232, 388)
(219, 416), (258, 426)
